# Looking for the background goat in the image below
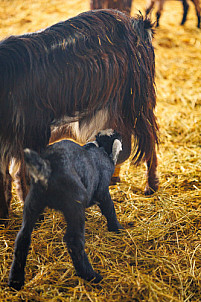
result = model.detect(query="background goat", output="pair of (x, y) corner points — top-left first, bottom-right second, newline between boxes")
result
(146, 0), (201, 28)
(0, 10), (159, 223)
(8, 130), (123, 290)
(90, 0), (133, 15)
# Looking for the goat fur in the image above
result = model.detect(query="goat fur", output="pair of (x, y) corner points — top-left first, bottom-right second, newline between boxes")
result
(8, 130), (123, 289)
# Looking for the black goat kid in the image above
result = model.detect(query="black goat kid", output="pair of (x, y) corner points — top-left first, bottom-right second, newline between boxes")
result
(8, 130), (123, 290)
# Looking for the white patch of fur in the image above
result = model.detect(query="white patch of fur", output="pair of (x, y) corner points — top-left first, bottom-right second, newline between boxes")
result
(112, 139), (122, 165)
(9, 158), (21, 179)
(98, 129), (115, 137)
(70, 109), (110, 144)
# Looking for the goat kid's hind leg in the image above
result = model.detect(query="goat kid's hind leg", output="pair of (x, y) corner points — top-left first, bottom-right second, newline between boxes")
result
(145, 146), (159, 195)
(8, 192), (45, 290)
(98, 189), (123, 232)
(63, 203), (102, 283)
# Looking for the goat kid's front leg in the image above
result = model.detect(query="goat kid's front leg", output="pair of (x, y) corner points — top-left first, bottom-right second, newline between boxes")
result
(98, 189), (123, 232)
(63, 204), (102, 283)
(8, 193), (45, 290)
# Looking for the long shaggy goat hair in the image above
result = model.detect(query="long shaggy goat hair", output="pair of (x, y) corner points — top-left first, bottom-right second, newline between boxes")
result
(0, 10), (158, 221)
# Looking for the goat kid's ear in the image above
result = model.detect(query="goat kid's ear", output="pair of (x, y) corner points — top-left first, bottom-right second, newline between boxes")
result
(112, 139), (122, 165)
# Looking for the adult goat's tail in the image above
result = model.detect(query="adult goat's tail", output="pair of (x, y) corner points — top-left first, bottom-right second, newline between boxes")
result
(24, 149), (51, 187)
(123, 14), (159, 164)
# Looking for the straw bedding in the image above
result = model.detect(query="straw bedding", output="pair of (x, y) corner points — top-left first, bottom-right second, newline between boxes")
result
(0, 0), (200, 301)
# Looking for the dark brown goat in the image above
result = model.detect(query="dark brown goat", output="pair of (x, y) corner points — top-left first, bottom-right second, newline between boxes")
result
(0, 10), (159, 223)
(90, 0), (132, 15)
(146, 0), (201, 28)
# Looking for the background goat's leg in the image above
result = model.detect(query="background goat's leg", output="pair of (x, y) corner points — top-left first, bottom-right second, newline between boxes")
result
(192, 0), (201, 27)
(181, 0), (190, 25)
(146, 0), (155, 16)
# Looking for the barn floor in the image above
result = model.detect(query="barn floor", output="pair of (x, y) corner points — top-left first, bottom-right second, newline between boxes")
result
(0, 0), (201, 301)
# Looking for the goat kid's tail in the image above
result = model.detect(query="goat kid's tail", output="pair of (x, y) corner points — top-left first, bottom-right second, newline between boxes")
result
(24, 149), (51, 188)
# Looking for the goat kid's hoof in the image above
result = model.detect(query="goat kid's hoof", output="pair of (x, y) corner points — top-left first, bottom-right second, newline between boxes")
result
(80, 271), (103, 284)
(90, 272), (103, 283)
(108, 223), (124, 233)
(8, 279), (24, 291)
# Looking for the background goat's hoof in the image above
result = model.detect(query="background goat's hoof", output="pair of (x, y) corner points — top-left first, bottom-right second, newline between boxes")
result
(8, 279), (24, 291)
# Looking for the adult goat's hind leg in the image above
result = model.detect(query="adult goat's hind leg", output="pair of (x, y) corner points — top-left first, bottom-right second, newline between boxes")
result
(145, 145), (159, 195)
(63, 201), (102, 283)
(0, 168), (12, 225)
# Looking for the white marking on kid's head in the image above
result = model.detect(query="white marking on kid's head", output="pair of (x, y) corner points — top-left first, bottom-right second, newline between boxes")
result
(112, 139), (122, 165)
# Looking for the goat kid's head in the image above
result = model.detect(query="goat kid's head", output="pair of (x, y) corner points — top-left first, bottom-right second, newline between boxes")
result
(95, 129), (122, 165)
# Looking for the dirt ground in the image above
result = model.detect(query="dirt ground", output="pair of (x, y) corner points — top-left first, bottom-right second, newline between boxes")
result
(0, 0), (201, 301)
